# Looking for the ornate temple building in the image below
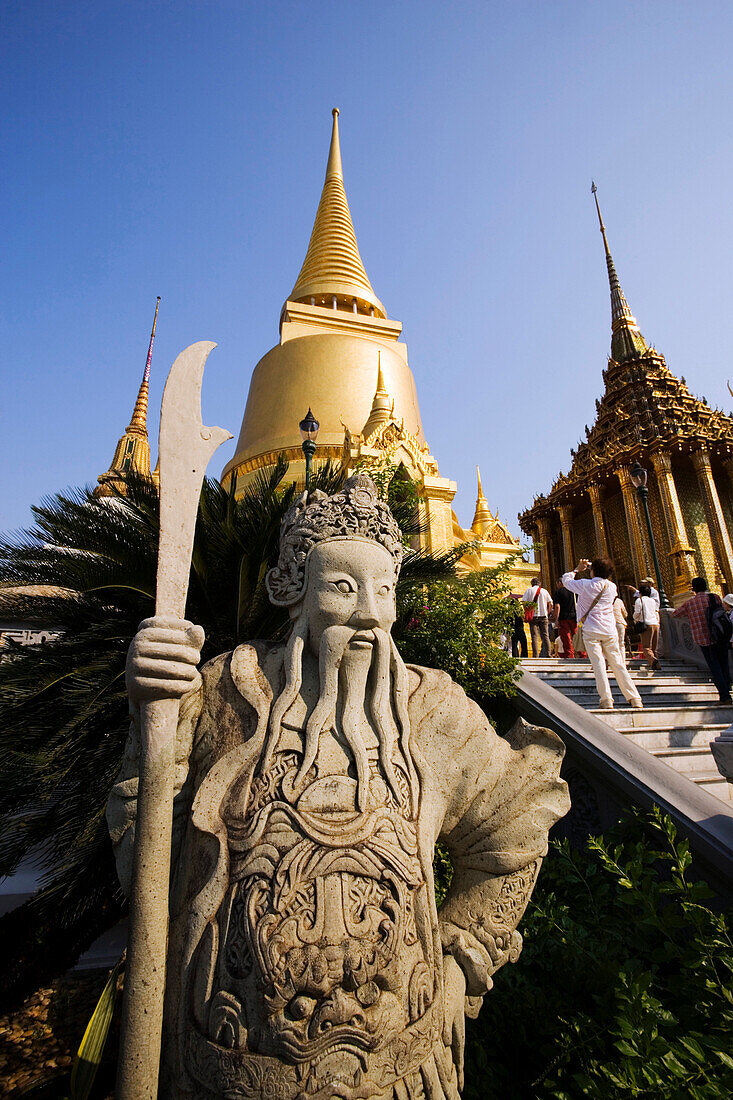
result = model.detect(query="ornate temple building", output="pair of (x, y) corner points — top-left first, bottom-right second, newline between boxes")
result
(221, 110), (533, 584)
(519, 188), (733, 603)
(94, 297), (160, 498)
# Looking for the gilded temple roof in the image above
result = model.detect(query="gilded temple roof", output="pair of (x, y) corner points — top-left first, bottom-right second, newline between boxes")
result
(519, 192), (733, 526)
(520, 350), (733, 523)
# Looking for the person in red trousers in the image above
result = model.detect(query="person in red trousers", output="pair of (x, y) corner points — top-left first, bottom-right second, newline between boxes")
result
(553, 576), (577, 659)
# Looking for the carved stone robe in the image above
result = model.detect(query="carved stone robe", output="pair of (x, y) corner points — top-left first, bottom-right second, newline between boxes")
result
(108, 642), (569, 1099)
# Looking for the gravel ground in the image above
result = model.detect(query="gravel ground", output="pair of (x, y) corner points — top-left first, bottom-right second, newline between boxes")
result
(0, 969), (119, 1097)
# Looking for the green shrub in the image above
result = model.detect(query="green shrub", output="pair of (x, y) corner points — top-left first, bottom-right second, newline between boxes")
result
(465, 806), (733, 1099)
(394, 562), (521, 701)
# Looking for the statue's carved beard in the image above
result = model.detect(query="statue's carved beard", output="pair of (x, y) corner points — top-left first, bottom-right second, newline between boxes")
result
(260, 620), (416, 814)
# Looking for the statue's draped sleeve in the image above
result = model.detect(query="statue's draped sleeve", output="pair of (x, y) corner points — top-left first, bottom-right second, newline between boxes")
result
(410, 669), (570, 999)
(106, 679), (204, 897)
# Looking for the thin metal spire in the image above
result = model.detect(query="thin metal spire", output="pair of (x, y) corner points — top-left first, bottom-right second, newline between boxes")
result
(127, 296), (160, 435)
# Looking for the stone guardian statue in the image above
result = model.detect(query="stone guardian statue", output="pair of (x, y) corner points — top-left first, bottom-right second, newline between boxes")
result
(108, 474), (569, 1099)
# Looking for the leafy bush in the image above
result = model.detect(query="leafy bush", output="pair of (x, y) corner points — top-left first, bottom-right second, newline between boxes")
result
(357, 454), (523, 701)
(394, 561), (521, 701)
(465, 806), (733, 1099)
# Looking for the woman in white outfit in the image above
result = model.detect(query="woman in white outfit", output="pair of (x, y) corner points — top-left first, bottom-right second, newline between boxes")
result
(633, 582), (661, 670)
(562, 558), (643, 711)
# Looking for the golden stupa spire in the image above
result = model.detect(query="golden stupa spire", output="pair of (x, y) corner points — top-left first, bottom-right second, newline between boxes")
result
(289, 109), (386, 318)
(94, 297), (160, 497)
(471, 465), (493, 538)
(362, 352), (394, 438)
(591, 183), (647, 363)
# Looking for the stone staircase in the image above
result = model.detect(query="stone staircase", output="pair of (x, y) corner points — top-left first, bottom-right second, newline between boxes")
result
(521, 656), (733, 803)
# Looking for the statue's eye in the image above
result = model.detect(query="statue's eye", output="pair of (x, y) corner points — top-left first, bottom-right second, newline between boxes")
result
(333, 580), (354, 594)
(286, 994), (317, 1021)
(378, 585), (391, 597)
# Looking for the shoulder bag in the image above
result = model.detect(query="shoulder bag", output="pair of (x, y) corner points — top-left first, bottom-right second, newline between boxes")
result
(524, 585), (541, 624)
(707, 594), (733, 645)
(574, 582), (608, 653)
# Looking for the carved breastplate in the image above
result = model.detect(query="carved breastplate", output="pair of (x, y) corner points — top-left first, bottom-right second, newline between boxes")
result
(186, 747), (440, 1099)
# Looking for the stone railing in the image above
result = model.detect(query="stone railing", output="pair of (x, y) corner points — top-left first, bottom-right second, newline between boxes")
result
(514, 669), (733, 900)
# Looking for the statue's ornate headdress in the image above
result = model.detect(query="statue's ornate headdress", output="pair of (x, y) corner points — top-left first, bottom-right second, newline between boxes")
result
(266, 474), (403, 607)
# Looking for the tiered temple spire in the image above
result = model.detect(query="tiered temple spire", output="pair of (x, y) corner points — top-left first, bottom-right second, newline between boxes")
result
(289, 109), (385, 318)
(471, 466), (493, 538)
(591, 182), (647, 363)
(361, 354), (394, 438)
(94, 297), (160, 497)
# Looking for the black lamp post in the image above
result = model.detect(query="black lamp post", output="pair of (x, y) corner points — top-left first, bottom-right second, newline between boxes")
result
(299, 408), (319, 489)
(629, 460), (672, 609)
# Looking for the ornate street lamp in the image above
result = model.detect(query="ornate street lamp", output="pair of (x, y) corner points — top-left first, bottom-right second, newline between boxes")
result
(299, 408), (319, 489)
(629, 460), (672, 608)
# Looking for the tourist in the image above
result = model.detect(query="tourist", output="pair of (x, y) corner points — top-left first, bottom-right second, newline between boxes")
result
(510, 596), (528, 658)
(613, 593), (628, 665)
(521, 576), (553, 657)
(562, 558), (643, 710)
(627, 576), (660, 610)
(553, 577), (577, 659)
(724, 593), (733, 629)
(672, 578), (732, 704)
(633, 582), (661, 670)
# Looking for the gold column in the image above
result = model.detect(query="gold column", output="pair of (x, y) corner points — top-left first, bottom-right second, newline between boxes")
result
(616, 466), (648, 581)
(421, 475), (457, 556)
(535, 515), (552, 590)
(691, 449), (733, 590)
(650, 451), (695, 600)
(557, 504), (574, 571)
(587, 483), (610, 558)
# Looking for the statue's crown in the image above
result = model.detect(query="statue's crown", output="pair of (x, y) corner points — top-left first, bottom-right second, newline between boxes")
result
(266, 474), (403, 607)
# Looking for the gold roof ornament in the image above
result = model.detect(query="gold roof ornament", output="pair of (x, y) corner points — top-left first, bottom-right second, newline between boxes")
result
(471, 465), (493, 538)
(591, 183), (647, 363)
(289, 109), (386, 318)
(361, 353), (394, 438)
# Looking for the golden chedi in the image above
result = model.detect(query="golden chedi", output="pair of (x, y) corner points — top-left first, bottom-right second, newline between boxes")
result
(221, 110), (533, 586)
(221, 109), (424, 491)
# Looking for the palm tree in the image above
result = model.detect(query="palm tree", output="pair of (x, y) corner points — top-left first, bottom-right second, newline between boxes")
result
(0, 459), (462, 1007)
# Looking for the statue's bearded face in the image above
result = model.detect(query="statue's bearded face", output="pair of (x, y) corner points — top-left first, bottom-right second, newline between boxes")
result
(260, 537), (413, 816)
(298, 539), (396, 658)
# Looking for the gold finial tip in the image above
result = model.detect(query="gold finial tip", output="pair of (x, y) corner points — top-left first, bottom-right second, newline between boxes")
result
(332, 107), (340, 117)
(591, 180), (597, 193)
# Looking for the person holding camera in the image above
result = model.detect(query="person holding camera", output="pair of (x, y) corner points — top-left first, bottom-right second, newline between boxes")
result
(562, 558), (643, 710)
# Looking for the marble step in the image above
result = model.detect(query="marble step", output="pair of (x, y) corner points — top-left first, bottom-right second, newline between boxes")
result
(534, 673), (713, 688)
(692, 772), (733, 801)
(519, 655), (691, 664)
(564, 689), (720, 708)
(651, 744), (723, 776)
(593, 704), (733, 728)
(626, 724), (728, 751)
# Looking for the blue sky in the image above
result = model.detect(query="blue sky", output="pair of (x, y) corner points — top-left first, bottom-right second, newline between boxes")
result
(4, 1), (733, 538)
